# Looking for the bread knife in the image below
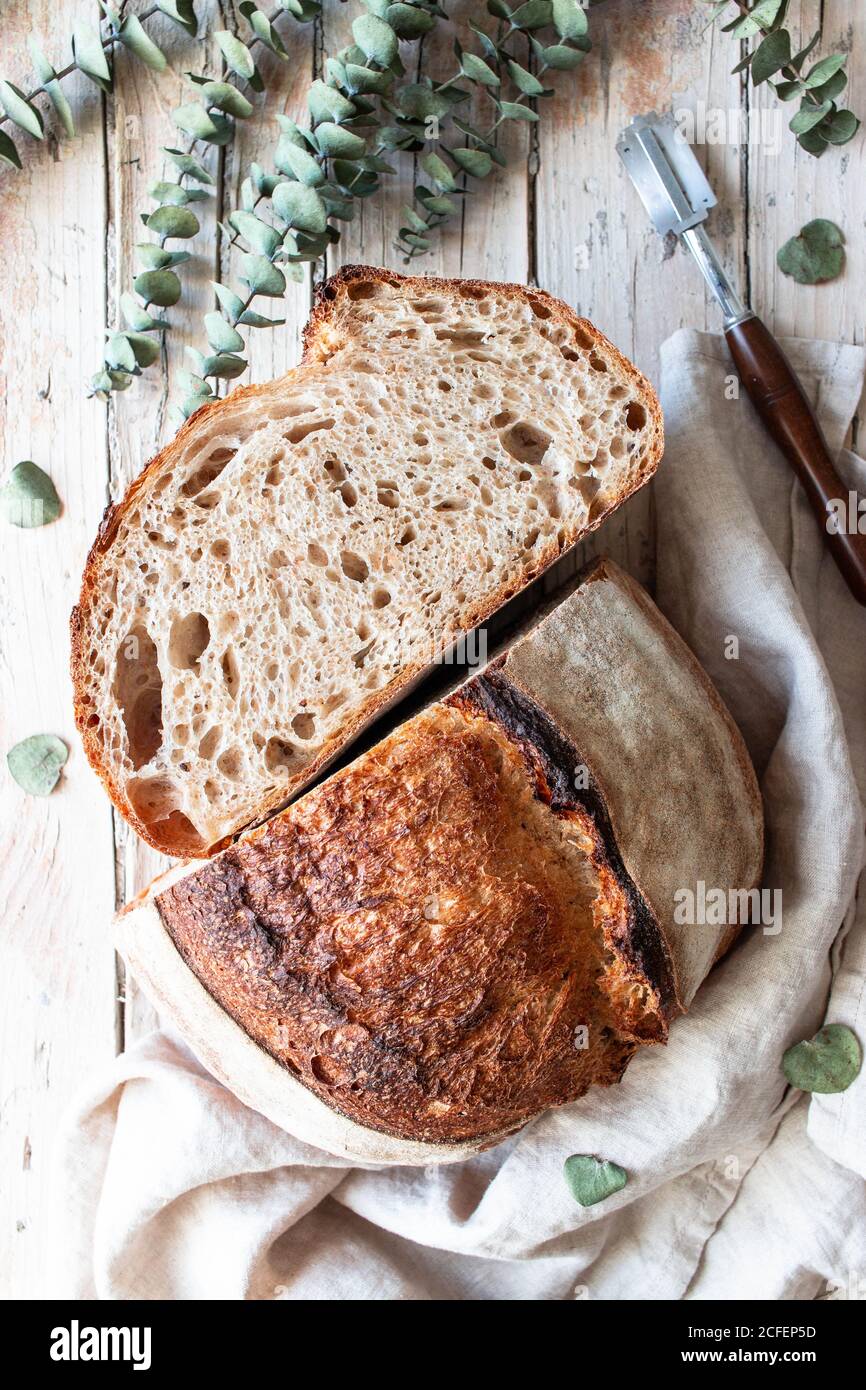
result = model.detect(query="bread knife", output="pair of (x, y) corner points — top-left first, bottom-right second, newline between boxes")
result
(618, 111), (866, 607)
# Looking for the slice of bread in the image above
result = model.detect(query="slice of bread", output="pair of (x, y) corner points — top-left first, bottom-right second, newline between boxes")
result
(115, 560), (763, 1164)
(72, 267), (663, 857)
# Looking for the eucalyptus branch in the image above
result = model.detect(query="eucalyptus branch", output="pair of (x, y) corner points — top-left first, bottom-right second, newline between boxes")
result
(89, 1), (323, 401)
(703, 0), (860, 156)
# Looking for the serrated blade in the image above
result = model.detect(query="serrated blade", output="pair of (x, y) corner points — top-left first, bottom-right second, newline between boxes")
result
(616, 112), (716, 237)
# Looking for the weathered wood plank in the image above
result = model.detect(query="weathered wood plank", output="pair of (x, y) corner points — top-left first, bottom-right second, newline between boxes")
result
(537, 0), (746, 587)
(0, 0), (117, 1300)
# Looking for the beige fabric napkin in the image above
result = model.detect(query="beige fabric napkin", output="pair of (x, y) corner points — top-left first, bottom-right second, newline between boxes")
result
(54, 330), (866, 1301)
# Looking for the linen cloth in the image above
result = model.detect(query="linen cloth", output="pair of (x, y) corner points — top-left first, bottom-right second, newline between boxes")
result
(54, 330), (866, 1301)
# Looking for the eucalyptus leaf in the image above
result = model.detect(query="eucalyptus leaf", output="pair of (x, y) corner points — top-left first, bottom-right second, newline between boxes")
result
(0, 129), (22, 169)
(175, 370), (213, 396)
(118, 15), (167, 72)
(146, 205), (200, 240)
(552, 0), (588, 41)
(199, 81), (254, 119)
(203, 352), (248, 379)
(307, 79), (356, 126)
(777, 218), (845, 284)
(148, 180), (190, 206)
(352, 14), (399, 68)
(452, 147), (493, 178)
(72, 21), (113, 92)
(124, 332), (162, 367)
(345, 63), (392, 96)
(239, 2), (290, 59)
(825, 109), (860, 145)
(789, 100), (831, 134)
(511, 0), (553, 30)
(563, 1155), (628, 1208)
(315, 122), (366, 158)
(498, 100), (539, 121)
(461, 52), (500, 87)
(135, 243), (172, 270)
(238, 309), (285, 327)
(239, 253), (286, 296)
(421, 151), (457, 191)
(104, 333), (137, 372)
(0, 80), (44, 139)
(134, 268), (183, 306)
(26, 35), (72, 137)
(277, 141), (324, 185)
(272, 180), (327, 234)
(173, 104), (233, 145)
(229, 209), (282, 255)
(156, 0), (198, 36)
(215, 31), (256, 80)
(0, 462), (61, 529)
(507, 59), (546, 96)
(782, 1024), (861, 1094)
(204, 311), (245, 353)
(7, 734), (68, 797)
(538, 43), (585, 71)
(751, 29), (791, 86)
(212, 283), (246, 321)
(803, 53), (847, 90)
(164, 148), (215, 184)
(120, 292), (163, 331)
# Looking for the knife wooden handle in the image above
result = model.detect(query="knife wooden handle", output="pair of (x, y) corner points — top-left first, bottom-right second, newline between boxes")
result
(725, 313), (866, 607)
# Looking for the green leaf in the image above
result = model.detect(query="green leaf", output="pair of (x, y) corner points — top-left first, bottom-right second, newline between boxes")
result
(164, 147), (214, 183)
(538, 43), (585, 70)
(511, 0), (553, 30)
(229, 209), (282, 255)
(462, 52), (500, 87)
(199, 81), (254, 119)
(789, 100), (832, 135)
(135, 243), (172, 270)
(212, 282), (246, 320)
(146, 205), (200, 240)
(0, 462), (61, 528)
(308, 79), (356, 126)
(498, 100), (539, 121)
(796, 127), (829, 157)
(386, 3), (435, 38)
(352, 13), (399, 68)
(104, 332), (137, 372)
(238, 253), (286, 296)
(421, 151), (457, 191)
(803, 53), (847, 90)
(563, 1155), (628, 1208)
(315, 122), (366, 158)
(203, 352), (248, 379)
(6, 734), (68, 797)
(215, 30), (255, 80)
(401, 204), (428, 234)
(507, 59), (546, 96)
(809, 70), (848, 105)
(751, 29), (791, 86)
(118, 15), (167, 71)
(0, 129), (22, 169)
(238, 309), (285, 327)
(452, 147), (493, 178)
(120, 292), (163, 331)
(272, 181), (327, 233)
(148, 180), (190, 206)
(783, 1024), (861, 1094)
(204, 311), (245, 353)
(0, 81), (44, 139)
(552, 0), (588, 40)
(72, 21), (113, 92)
(133, 268), (183, 306)
(277, 142), (324, 185)
(825, 109), (860, 145)
(777, 219), (845, 284)
(28, 37), (75, 137)
(345, 62), (392, 95)
(124, 332), (161, 367)
(239, 2), (290, 59)
(156, 0), (198, 36)
(173, 103), (233, 144)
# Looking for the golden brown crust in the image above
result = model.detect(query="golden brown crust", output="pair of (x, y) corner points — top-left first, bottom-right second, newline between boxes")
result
(155, 701), (662, 1145)
(70, 267), (664, 857)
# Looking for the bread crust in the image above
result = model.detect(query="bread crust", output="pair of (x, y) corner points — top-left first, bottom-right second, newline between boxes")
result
(70, 266), (664, 857)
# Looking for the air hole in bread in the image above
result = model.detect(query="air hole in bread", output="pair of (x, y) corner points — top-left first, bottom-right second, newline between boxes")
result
(210, 539), (230, 562)
(376, 483), (399, 508)
(528, 297), (551, 320)
(346, 280), (378, 301)
(340, 550), (368, 582)
(434, 497), (468, 513)
(398, 524), (416, 546)
(339, 480), (358, 508)
(292, 712), (316, 740)
(626, 401), (647, 431)
(307, 542), (328, 566)
(221, 647), (240, 699)
(181, 447), (235, 498)
(610, 436), (625, 459)
(434, 328), (488, 348)
(269, 549), (289, 569)
(323, 456), (347, 483)
(438, 380), (453, 393)
(560, 346), (580, 363)
(126, 773), (179, 824)
(500, 421), (552, 467)
(371, 585), (391, 609)
(352, 640), (374, 668)
(198, 725), (222, 760)
(492, 409), (516, 429)
(264, 736), (298, 772)
(216, 747), (242, 780)
(524, 527), (540, 549)
(589, 352), (608, 373)
(573, 324), (595, 351)
(114, 625), (163, 770)
(284, 418), (336, 445)
(168, 612), (210, 672)
(194, 490), (221, 510)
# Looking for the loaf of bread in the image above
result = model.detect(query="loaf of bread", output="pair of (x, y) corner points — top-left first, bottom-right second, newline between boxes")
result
(116, 560), (763, 1165)
(72, 267), (663, 858)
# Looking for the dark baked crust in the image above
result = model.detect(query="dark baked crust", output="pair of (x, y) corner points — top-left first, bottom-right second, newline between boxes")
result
(70, 265), (664, 858)
(155, 696), (667, 1145)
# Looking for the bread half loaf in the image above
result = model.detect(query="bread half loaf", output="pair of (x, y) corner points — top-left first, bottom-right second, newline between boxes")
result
(116, 560), (763, 1165)
(72, 267), (663, 857)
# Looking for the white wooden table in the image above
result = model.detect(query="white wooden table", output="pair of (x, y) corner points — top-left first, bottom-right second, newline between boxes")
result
(2, 0), (862, 1299)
